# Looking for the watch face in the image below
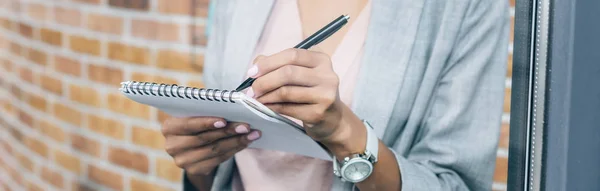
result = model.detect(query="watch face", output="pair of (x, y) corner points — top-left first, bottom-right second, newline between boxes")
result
(342, 160), (373, 182)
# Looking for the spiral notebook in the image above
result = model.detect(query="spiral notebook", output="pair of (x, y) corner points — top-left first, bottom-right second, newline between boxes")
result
(119, 81), (332, 160)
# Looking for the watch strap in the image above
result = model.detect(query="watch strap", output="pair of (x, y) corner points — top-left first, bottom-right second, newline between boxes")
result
(363, 120), (379, 162)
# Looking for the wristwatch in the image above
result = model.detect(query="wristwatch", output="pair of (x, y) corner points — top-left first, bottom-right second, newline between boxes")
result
(333, 120), (379, 183)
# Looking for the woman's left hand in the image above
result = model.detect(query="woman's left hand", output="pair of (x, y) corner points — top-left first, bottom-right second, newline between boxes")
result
(246, 48), (358, 146)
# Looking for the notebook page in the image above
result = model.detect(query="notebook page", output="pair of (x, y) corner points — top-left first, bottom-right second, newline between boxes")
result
(123, 91), (332, 161)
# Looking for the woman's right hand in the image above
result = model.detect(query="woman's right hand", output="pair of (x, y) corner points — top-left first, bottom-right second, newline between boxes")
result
(162, 116), (261, 176)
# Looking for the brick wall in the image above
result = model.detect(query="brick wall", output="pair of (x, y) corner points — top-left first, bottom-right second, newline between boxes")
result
(0, 0), (514, 191)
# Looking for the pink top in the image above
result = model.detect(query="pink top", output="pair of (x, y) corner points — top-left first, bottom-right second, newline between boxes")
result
(232, 0), (371, 190)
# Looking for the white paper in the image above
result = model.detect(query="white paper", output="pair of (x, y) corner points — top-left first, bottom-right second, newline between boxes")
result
(123, 90), (332, 161)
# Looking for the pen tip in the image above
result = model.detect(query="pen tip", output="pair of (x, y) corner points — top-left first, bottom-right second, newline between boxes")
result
(343, 14), (350, 20)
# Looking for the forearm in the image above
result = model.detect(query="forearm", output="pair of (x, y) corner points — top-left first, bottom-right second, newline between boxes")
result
(185, 171), (215, 191)
(356, 141), (402, 190)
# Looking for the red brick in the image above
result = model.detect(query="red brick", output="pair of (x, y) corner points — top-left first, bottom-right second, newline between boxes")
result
(87, 63), (123, 86)
(130, 177), (175, 191)
(54, 7), (81, 27)
(69, 35), (101, 56)
(17, 153), (35, 172)
(26, 179), (44, 191)
(27, 3), (48, 22)
(88, 164), (123, 190)
(109, 0), (149, 11)
(0, 17), (10, 29)
(18, 110), (34, 127)
(157, 0), (209, 17)
(108, 147), (149, 173)
(9, 19), (19, 34)
(493, 157), (508, 183)
(39, 120), (66, 143)
(54, 55), (81, 76)
(53, 103), (82, 126)
(5, 163), (23, 185)
(27, 47), (48, 66)
(24, 136), (48, 158)
(71, 133), (101, 157)
(107, 93), (151, 119)
(156, 110), (171, 123)
(8, 126), (24, 143)
(0, 140), (12, 154)
(1, 59), (13, 72)
(130, 72), (178, 85)
(28, 93), (47, 112)
(156, 50), (203, 73)
(131, 19), (179, 42)
(107, 42), (149, 65)
(156, 158), (182, 182)
(19, 23), (33, 38)
(41, 166), (64, 188)
(11, 84), (23, 99)
(73, 0), (101, 5)
(507, 53), (513, 77)
(189, 24), (207, 46)
(53, 149), (81, 174)
(40, 28), (63, 46)
(9, 1), (22, 15)
(86, 13), (123, 35)
(87, 114), (125, 139)
(510, 16), (515, 44)
(40, 74), (63, 95)
(19, 66), (34, 83)
(10, 41), (22, 56)
(131, 126), (164, 150)
(504, 88), (511, 113)
(499, 123), (509, 149)
(69, 84), (101, 107)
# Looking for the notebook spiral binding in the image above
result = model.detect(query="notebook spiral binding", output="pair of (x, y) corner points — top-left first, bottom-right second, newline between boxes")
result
(119, 81), (237, 103)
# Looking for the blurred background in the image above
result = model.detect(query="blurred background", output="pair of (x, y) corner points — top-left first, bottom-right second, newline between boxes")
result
(0, 0), (514, 190)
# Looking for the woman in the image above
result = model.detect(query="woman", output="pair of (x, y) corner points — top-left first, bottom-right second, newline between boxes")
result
(161, 0), (510, 190)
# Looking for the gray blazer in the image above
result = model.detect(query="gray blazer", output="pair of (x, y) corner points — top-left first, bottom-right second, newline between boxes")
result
(185, 0), (510, 190)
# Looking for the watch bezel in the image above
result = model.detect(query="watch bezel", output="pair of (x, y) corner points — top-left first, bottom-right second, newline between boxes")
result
(339, 156), (374, 183)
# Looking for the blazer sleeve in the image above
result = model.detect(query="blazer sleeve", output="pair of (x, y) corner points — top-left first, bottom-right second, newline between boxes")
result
(390, 0), (510, 190)
(201, 0), (236, 88)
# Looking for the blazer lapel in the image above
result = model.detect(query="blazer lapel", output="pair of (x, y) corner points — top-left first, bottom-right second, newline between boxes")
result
(221, 0), (275, 89)
(351, 0), (426, 138)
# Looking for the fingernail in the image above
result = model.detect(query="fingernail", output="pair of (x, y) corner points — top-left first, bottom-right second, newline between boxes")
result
(214, 121), (226, 128)
(246, 88), (254, 98)
(235, 125), (249, 134)
(246, 64), (258, 77)
(247, 131), (260, 141)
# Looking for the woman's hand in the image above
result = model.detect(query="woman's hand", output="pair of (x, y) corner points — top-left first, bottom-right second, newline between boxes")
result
(161, 117), (261, 176)
(246, 48), (363, 148)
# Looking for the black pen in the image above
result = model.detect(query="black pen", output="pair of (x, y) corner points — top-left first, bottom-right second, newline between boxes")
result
(234, 14), (351, 92)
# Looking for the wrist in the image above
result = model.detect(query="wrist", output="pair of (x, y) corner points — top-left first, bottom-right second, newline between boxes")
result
(185, 169), (216, 191)
(321, 106), (367, 159)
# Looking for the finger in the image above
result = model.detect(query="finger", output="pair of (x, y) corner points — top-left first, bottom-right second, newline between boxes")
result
(256, 86), (323, 104)
(252, 55), (267, 65)
(252, 48), (328, 78)
(265, 103), (327, 124)
(162, 116), (226, 135)
(251, 65), (321, 97)
(165, 123), (251, 155)
(184, 141), (249, 176)
(175, 130), (262, 168)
